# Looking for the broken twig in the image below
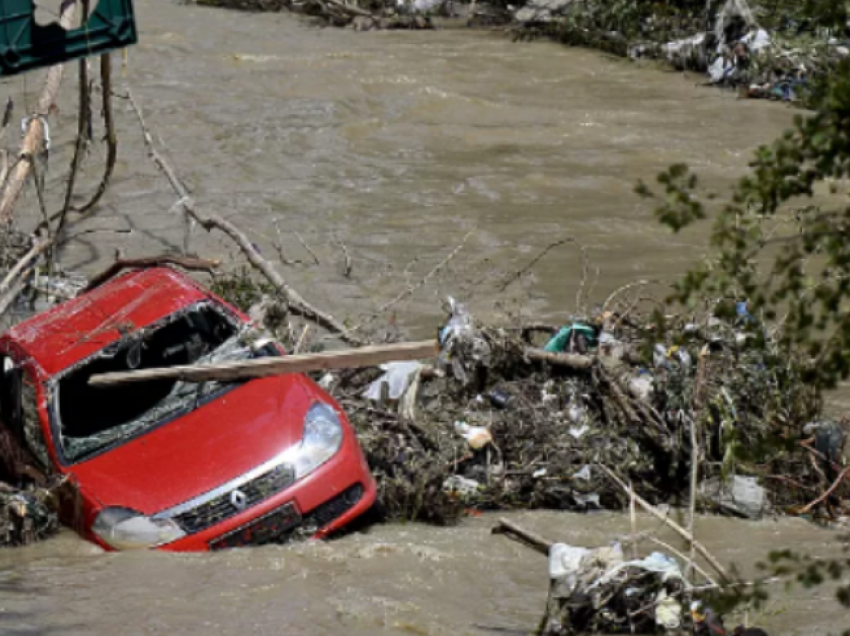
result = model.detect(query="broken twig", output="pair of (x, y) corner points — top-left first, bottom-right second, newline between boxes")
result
(0, 0), (77, 225)
(598, 464), (731, 583)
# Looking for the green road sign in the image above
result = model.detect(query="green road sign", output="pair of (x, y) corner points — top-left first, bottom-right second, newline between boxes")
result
(0, 0), (137, 77)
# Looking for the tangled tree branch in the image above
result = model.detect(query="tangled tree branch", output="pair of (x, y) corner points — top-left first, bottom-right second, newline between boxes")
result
(0, 0), (78, 225)
(125, 89), (364, 346)
(72, 54), (118, 215)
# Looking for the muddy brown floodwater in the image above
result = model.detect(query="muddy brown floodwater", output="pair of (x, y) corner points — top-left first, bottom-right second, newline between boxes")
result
(1, 1), (847, 635)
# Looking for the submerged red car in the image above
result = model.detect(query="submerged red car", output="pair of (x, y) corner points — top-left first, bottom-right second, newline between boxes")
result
(0, 267), (376, 551)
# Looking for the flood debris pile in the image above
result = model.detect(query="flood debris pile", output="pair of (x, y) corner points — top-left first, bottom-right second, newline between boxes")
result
(543, 543), (688, 635)
(190, 0), (467, 30)
(493, 517), (723, 636)
(0, 483), (59, 547)
(188, 0), (849, 103)
(323, 298), (844, 525)
(514, 0), (850, 105)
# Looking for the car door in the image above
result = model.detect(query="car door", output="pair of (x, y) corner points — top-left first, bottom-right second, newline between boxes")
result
(0, 355), (51, 485)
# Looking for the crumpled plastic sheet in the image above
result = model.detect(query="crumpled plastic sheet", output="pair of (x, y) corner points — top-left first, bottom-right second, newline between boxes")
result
(438, 297), (491, 384)
(362, 361), (423, 401)
(548, 542), (686, 631)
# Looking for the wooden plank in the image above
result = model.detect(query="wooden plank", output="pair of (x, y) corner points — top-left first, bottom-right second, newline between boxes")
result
(88, 340), (439, 387)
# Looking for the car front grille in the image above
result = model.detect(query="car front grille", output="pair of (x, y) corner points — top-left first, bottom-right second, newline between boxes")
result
(172, 463), (296, 535)
(207, 483), (366, 550)
(299, 484), (365, 534)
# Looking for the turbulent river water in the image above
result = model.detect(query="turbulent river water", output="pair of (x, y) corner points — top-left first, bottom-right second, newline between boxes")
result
(1, 2), (848, 635)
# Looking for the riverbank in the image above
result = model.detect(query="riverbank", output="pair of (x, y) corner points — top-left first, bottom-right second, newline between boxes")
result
(189, 0), (850, 105)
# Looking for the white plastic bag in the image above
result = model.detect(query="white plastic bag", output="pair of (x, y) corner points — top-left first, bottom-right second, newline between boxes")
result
(363, 361), (423, 401)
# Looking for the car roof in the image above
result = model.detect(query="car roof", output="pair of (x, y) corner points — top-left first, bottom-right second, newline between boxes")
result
(3, 267), (212, 377)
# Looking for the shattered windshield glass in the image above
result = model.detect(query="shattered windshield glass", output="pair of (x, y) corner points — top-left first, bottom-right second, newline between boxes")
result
(52, 303), (274, 463)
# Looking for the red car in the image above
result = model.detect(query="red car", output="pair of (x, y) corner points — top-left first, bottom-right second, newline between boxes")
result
(0, 267), (376, 551)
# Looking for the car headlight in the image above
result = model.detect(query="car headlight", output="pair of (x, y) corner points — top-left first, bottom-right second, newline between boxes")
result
(92, 507), (186, 550)
(286, 402), (344, 479)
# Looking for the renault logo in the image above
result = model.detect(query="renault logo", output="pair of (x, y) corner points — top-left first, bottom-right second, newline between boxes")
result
(230, 489), (248, 511)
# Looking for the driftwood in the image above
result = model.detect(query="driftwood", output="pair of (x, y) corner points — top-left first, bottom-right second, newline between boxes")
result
(82, 255), (221, 292)
(0, 0), (78, 225)
(599, 464), (732, 583)
(88, 339), (439, 386)
(798, 464), (850, 514)
(525, 348), (594, 369)
(125, 89), (364, 346)
(492, 517), (553, 556)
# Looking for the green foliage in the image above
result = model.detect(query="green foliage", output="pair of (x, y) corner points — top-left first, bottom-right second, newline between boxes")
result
(708, 536), (850, 636)
(209, 267), (274, 312)
(640, 59), (850, 390)
(761, 0), (849, 32)
(640, 47), (850, 627)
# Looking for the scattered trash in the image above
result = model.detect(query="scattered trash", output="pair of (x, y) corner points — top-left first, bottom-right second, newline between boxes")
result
(454, 421), (493, 450)
(544, 541), (688, 634)
(0, 484), (59, 547)
(544, 323), (597, 354)
(628, 373), (653, 401)
(488, 387), (512, 409)
(443, 475), (481, 498)
(573, 465), (592, 481)
(513, 0), (846, 105)
(318, 373), (335, 390)
(568, 424), (589, 440)
(438, 297), (491, 384)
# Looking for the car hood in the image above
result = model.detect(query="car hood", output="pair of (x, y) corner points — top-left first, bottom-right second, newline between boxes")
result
(70, 374), (329, 515)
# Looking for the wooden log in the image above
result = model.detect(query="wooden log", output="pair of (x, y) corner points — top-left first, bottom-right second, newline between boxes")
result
(89, 340), (439, 387)
(492, 517), (553, 556)
(0, 0), (77, 225)
(525, 347), (593, 370)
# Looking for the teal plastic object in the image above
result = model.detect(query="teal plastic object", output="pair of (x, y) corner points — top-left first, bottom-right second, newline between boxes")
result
(0, 0), (137, 77)
(543, 324), (597, 353)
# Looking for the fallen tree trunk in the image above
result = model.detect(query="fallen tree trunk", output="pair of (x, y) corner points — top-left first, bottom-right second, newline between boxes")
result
(0, 0), (78, 225)
(89, 339), (438, 386)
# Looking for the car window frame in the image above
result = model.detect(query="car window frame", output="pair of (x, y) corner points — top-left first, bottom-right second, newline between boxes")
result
(47, 301), (277, 467)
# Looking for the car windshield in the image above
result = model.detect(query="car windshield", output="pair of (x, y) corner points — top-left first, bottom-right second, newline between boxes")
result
(52, 302), (270, 463)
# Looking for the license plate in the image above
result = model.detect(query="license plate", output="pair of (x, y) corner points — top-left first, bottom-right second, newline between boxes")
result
(209, 502), (301, 550)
